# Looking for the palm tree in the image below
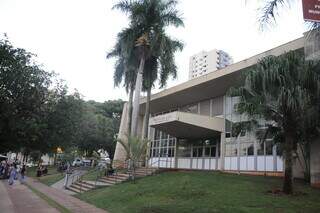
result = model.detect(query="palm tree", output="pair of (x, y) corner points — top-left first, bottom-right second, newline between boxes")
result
(229, 51), (320, 194)
(113, 0), (184, 137)
(259, 0), (320, 31)
(117, 135), (149, 181)
(107, 28), (139, 133)
(142, 31), (184, 139)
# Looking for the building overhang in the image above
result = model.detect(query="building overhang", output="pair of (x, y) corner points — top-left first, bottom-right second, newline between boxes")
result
(140, 37), (305, 115)
(149, 111), (224, 139)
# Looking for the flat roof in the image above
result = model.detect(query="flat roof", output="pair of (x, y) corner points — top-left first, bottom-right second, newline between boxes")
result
(140, 36), (305, 114)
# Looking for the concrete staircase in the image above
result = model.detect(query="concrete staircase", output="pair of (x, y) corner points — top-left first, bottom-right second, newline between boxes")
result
(68, 180), (96, 194)
(68, 167), (158, 194)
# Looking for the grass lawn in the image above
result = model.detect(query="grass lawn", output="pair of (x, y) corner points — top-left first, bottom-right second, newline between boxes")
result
(76, 171), (320, 213)
(27, 166), (64, 186)
(82, 169), (104, 181)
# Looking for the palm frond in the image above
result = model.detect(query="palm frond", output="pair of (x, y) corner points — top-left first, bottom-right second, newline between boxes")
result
(259, 0), (288, 30)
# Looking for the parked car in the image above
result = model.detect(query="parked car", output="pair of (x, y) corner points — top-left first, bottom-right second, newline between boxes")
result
(72, 158), (83, 167)
(97, 158), (111, 169)
(82, 159), (92, 167)
(26, 162), (36, 168)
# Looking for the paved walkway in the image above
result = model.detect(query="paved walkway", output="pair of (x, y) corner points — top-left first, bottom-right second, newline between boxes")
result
(0, 180), (59, 213)
(26, 178), (107, 213)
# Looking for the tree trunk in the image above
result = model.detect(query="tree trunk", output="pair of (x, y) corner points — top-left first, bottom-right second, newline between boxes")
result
(283, 131), (294, 194)
(131, 56), (145, 136)
(142, 87), (151, 139)
(127, 86), (134, 135)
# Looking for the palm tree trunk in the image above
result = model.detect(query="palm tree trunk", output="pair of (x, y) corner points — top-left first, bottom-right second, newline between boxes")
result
(131, 56), (145, 136)
(283, 131), (294, 194)
(127, 86), (134, 135)
(142, 87), (151, 139)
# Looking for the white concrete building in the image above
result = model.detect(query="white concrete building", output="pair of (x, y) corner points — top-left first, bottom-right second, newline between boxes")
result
(114, 34), (320, 187)
(189, 49), (233, 79)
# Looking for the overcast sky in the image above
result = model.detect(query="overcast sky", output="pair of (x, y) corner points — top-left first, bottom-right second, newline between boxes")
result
(0, 0), (306, 102)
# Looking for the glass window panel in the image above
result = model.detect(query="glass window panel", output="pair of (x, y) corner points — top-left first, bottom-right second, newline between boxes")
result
(200, 100), (210, 116)
(198, 147), (203, 157)
(257, 141), (264, 155)
(178, 146), (191, 157)
(162, 139), (168, 147)
(192, 148), (198, 157)
(233, 144), (238, 156)
(168, 148), (175, 157)
(153, 148), (159, 157)
(240, 143), (247, 156)
(225, 119), (232, 133)
(169, 138), (175, 147)
(160, 148), (168, 157)
(162, 132), (169, 140)
(212, 96), (223, 116)
(276, 145), (282, 156)
(210, 147), (216, 157)
(154, 140), (160, 148)
(247, 143), (254, 156)
(155, 130), (161, 140)
(266, 140), (273, 155)
(204, 147), (210, 157)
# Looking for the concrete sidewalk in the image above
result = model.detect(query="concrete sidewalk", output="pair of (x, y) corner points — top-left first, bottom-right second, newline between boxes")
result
(26, 178), (107, 213)
(0, 180), (59, 213)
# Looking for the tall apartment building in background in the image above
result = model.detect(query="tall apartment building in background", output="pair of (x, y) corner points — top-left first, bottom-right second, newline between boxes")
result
(189, 49), (233, 79)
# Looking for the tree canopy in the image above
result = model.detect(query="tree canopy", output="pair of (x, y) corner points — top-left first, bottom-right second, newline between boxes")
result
(0, 36), (124, 159)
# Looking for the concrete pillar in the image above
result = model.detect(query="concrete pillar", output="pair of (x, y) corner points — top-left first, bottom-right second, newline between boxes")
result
(113, 103), (129, 167)
(220, 133), (225, 170)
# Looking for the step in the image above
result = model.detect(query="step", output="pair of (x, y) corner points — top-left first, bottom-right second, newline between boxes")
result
(103, 175), (129, 181)
(79, 180), (96, 187)
(115, 173), (130, 178)
(108, 175), (129, 180)
(73, 182), (95, 190)
(99, 178), (122, 185)
(99, 179), (117, 185)
(130, 171), (153, 175)
(67, 186), (82, 194)
(69, 184), (90, 192)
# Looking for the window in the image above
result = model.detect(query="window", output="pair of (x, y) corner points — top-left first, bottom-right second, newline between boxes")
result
(150, 130), (176, 158)
(210, 146), (217, 157)
(240, 142), (254, 156)
(225, 144), (237, 156)
(247, 144), (254, 155)
(192, 147), (203, 157)
(257, 141), (264, 155)
(178, 146), (191, 157)
(266, 140), (273, 155)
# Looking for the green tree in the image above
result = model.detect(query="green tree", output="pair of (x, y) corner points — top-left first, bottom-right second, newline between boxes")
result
(0, 36), (52, 153)
(229, 51), (320, 194)
(113, 0), (184, 137)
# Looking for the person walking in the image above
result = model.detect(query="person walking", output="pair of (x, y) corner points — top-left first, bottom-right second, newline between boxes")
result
(8, 164), (17, 185)
(20, 164), (26, 184)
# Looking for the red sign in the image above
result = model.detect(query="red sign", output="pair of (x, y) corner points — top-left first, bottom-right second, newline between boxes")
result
(303, 0), (320, 22)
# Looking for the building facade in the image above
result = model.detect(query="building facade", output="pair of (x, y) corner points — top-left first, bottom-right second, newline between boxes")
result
(189, 49), (233, 79)
(114, 35), (320, 186)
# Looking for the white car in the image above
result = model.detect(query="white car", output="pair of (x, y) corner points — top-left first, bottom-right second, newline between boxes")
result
(82, 159), (92, 167)
(97, 158), (111, 168)
(72, 158), (83, 167)
(26, 162), (36, 168)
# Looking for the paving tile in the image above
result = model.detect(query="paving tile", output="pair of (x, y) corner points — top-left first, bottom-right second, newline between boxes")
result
(26, 178), (108, 213)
